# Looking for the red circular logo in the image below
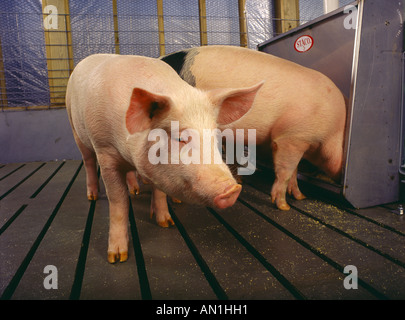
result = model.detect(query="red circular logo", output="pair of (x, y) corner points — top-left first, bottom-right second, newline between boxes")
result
(294, 35), (314, 53)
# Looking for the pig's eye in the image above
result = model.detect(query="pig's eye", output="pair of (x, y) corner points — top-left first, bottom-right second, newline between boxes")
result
(173, 136), (186, 143)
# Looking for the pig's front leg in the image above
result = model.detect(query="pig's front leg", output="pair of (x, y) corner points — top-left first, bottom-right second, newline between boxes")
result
(98, 154), (130, 263)
(150, 187), (175, 228)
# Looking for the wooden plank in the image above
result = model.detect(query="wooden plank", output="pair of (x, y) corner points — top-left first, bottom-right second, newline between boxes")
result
(112, 0), (120, 54)
(64, 0), (74, 73)
(0, 162), (46, 201)
(238, 0), (248, 47)
(11, 161), (90, 299)
(289, 199), (405, 267)
(80, 181), (142, 300)
(0, 105), (66, 112)
(170, 202), (295, 299)
(274, 0), (300, 34)
(216, 198), (375, 299)
(131, 186), (216, 299)
(2, 159), (403, 299)
(156, 0), (165, 56)
(198, 0), (208, 46)
(352, 206), (405, 235)
(240, 178), (405, 299)
(42, 0), (73, 106)
(294, 176), (405, 235)
(0, 163), (26, 181)
(0, 160), (82, 298)
(82, 181), (216, 299)
(246, 169), (405, 264)
(0, 161), (63, 231)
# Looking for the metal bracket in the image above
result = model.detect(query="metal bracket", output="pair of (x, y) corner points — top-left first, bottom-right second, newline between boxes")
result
(392, 204), (404, 216)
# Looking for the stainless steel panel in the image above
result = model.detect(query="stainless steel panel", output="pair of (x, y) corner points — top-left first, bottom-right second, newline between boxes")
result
(343, 0), (404, 207)
(259, 4), (356, 98)
(258, 0), (405, 208)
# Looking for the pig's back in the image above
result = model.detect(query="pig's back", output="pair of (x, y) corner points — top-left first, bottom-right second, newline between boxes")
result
(187, 46), (345, 144)
(71, 54), (186, 109)
(67, 54), (186, 151)
(188, 45), (329, 91)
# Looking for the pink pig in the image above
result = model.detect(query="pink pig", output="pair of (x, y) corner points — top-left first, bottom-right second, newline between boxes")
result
(66, 54), (262, 263)
(161, 45), (346, 211)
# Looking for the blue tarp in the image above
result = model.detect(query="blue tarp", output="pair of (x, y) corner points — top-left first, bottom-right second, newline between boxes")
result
(0, 0), (281, 108)
(117, 1), (159, 57)
(0, 1), (49, 107)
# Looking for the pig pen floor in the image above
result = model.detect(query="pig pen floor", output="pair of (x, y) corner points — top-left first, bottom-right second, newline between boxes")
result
(1, 160), (405, 300)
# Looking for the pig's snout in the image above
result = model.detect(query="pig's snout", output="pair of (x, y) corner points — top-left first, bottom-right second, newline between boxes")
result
(213, 184), (242, 209)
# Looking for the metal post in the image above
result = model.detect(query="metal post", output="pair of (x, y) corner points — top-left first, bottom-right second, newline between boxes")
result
(323, 0), (340, 14)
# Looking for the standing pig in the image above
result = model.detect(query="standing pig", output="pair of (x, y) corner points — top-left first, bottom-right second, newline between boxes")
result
(65, 54), (262, 263)
(161, 45), (346, 211)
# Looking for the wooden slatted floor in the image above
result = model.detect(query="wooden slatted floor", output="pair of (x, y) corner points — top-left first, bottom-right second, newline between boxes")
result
(1, 160), (405, 300)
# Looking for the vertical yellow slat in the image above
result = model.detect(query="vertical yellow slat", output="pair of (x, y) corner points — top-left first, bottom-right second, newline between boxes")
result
(157, 0), (165, 56)
(42, 0), (73, 106)
(0, 35), (8, 110)
(238, 0), (248, 47)
(64, 0), (74, 74)
(274, 0), (300, 34)
(198, 0), (208, 46)
(274, 0), (300, 33)
(112, 0), (120, 54)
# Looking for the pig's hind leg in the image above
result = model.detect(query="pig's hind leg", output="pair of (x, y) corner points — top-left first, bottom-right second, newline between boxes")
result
(270, 139), (308, 211)
(72, 131), (99, 201)
(287, 168), (306, 201)
(126, 171), (140, 195)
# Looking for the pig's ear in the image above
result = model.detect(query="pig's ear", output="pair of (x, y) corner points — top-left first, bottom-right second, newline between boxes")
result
(126, 88), (172, 134)
(209, 81), (264, 125)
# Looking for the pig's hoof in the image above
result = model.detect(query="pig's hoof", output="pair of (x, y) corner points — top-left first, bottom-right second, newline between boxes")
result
(151, 208), (175, 228)
(277, 202), (291, 211)
(107, 251), (128, 264)
(171, 197), (182, 203)
(87, 192), (98, 201)
(294, 193), (306, 201)
(129, 187), (140, 196)
(157, 217), (175, 228)
(271, 196), (291, 211)
(288, 187), (306, 201)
